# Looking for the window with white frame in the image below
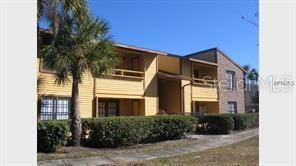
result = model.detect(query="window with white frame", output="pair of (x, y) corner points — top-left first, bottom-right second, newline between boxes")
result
(227, 102), (237, 113)
(40, 97), (71, 120)
(226, 70), (235, 90)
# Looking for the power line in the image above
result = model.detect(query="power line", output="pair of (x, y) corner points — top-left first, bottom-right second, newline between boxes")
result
(241, 16), (259, 27)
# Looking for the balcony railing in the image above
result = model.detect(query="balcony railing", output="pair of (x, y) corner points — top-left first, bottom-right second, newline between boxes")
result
(109, 69), (145, 79)
(192, 78), (218, 88)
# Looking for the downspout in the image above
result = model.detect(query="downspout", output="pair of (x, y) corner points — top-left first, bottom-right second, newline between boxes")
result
(181, 82), (191, 115)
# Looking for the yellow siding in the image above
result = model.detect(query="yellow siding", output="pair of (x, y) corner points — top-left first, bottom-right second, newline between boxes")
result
(38, 48), (163, 118)
(192, 86), (218, 101)
(144, 55), (158, 115)
(78, 72), (94, 117)
(145, 97), (158, 115)
(158, 55), (180, 74)
(96, 77), (144, 97)
(37, 58), (94, 118)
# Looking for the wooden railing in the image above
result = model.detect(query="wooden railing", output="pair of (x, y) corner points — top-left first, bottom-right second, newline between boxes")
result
(109, 69), (145, 79)
(192, 78), (218, 88)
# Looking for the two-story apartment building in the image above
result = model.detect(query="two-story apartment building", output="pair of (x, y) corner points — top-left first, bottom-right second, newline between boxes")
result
(37, 43), (246, 120)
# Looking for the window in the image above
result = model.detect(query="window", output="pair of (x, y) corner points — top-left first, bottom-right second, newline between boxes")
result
(98, 100), (119, 117)
(228, 102), (237, 113)
(226, 70), (235, 90)
(40, 97), (71, 120)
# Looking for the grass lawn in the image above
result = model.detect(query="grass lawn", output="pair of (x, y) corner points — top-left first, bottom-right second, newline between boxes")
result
(132, 136), (259, 166)
(38, 138), (200, 161)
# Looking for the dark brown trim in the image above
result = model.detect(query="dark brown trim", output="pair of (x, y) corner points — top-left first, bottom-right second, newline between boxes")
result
(158, 53), (181, 58)
(184, 48), (217, 57)
(157, 71), (192, 81)
(189, 58), (218, 66)
(39, 94), (71, 98)
(179, 58), (182, 75)
(179, 80), (182, 114)
(115, 43), (167, 55)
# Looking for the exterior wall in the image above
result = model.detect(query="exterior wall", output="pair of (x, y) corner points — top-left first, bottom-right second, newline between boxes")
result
(158, 79), (181, 114)
(144, 54), (158, 115)
(37, 58), (94, 118)
(216, 51), (245, 113)
(37, 50), (159, 117)
(181, 59), (192, 114)
(158, 55), (180, 74)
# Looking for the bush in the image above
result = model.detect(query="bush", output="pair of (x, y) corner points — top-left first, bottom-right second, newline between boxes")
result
(227, 113), (259, 130)
(81, 115), (197, 148)
(37, 120), (70, 153)
(196, 114), (234, 134)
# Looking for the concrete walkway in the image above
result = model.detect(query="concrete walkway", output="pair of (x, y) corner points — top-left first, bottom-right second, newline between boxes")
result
(38, 128), (258, 166)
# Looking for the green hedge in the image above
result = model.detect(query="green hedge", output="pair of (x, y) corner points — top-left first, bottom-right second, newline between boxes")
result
(37, 115), (197, 152)
(227, 113), (259, 130)
(37, 120), (70, 153)
(196, 114), (234, 134)
(81, 115), (197, 148)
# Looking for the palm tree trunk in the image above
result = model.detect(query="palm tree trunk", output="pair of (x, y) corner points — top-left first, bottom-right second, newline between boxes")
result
(70, 76), (82, 146)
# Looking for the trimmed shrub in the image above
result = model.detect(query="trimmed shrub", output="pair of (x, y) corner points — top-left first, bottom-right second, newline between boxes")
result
(145, 115), (197, 143)
(37, 120), (70, 153)
(196, 114), (234, 134)
(227, 113), (259, 130)
(81, 115), (197, 148)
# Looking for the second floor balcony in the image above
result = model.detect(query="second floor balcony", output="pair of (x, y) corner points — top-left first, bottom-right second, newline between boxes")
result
(96, 51), (146, 98)
(191, 62), (219, 101)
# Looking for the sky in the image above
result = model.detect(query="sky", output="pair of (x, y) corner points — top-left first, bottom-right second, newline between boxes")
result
(41, 0), (259, 70)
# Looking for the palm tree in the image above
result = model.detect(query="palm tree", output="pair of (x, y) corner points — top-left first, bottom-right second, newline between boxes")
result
(248, 68), (259, 83)
(242, 65), (250, 88)
(41, 16), (117, 146)
(37, 0), (88, 37)
(242, 65), (259, 84)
